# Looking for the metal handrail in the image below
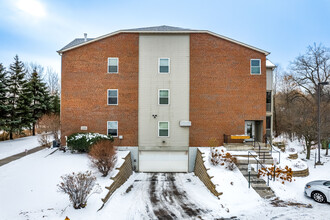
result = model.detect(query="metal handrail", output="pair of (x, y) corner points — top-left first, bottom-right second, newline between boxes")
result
(247, 151), (274, 187)
(265, 137), (281, 163)
(255, 141), (266, 163)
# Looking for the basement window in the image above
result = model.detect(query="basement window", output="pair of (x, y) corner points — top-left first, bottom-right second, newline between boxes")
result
(251, 59), (261, 75)
(159, 58), (170, 74)
(108, 58), (118, 73)
(107, 89), (118, 105)
(159, 89), (169, 105)
(107, 121), (118, 137)
(158, 121), (169, 137)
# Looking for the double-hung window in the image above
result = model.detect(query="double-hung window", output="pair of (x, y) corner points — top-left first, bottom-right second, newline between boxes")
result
(158, 121), (169, 137)
(107, 121), (118, 137)
(251, 59), (261, 75)
(107, 89), (118, 105)
(159, 58), (170, 74)
(108, 58), (118, 73)
(159, 89), (169, 105)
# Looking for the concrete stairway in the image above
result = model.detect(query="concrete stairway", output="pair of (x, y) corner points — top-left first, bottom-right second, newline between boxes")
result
(224, 142), (276, 199)
(254, 146), (274, 165)
(237, 162), (276, 199)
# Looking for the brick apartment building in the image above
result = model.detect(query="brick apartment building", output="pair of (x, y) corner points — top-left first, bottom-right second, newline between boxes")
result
(58, 25), (275, 172)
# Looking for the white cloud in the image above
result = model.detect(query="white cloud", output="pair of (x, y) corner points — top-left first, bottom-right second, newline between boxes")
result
(16, 0), (46, 18)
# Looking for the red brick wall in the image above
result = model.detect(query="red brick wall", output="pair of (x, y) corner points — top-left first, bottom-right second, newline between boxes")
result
(189, 33), (267, 146)
(60, 33), (139, 146)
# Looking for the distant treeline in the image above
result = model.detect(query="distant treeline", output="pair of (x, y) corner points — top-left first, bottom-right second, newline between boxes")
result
(0, 55), (60, 139)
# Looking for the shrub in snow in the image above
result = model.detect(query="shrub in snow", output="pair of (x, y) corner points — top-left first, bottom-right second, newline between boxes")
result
(38, 133), (52, 147)
(209, 148), (237, 170)
(89, 140), (117, 177)
(67, 132), (113, 153)
(292, 160), (305, 169)
(287, 148), (296, 153)
(258, 165), (293, 184)
(58, 171), (96, 209)
(37, 114), (60, 142)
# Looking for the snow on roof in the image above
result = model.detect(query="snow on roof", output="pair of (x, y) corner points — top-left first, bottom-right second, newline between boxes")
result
(266, 60), (276, 68)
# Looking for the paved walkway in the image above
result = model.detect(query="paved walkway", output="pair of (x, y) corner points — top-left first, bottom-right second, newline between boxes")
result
(0, 146), (45, 167)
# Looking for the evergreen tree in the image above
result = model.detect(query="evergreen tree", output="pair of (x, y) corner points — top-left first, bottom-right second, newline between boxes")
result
(26, 67), (51, 135)
(17, 79), (33, 133)
(50, 91), (60, 114)
(0, 63), (9, 130)
(7, 55), (28, 139)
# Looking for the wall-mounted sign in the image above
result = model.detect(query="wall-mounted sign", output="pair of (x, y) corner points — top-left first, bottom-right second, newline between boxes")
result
(179, 121), (191, 127)
(81, 126), (88, 130)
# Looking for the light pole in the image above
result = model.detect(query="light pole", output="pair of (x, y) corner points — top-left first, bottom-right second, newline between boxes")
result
(317, 81), (329, 165)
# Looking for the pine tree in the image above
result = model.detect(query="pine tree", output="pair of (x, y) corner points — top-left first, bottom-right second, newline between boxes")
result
(26, 67), (51, 135)
(50, 91), (60, 114)
(0, 63), (9, 130)
(7, 55), (28, 139)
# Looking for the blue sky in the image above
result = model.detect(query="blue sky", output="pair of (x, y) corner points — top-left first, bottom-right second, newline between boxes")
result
(0, 0), (330, 75)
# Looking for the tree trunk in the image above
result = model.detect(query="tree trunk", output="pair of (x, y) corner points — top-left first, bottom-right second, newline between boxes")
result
(306, 138), (311, 160)
(9, 131), (13, 140)
(306, 145), (311, 159)
(32, 122), (35, 136)
(326, 141), (329, 156)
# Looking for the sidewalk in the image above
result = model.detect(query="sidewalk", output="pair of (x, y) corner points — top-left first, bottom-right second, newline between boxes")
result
(0, 135), (42, 159)
(0, 146), (45, 167)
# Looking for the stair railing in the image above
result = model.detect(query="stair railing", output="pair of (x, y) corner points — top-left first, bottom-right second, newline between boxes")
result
(255, 141), (266, 163)
(265, 137), (281, 163)
(247, 151), (274, 187)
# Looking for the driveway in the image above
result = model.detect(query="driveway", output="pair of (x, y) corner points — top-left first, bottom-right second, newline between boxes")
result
(103, 173), (233, 219)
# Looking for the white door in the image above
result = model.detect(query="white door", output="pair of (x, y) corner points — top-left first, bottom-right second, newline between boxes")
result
(245, 121), (255, 140)
(139, 151), (188, 172)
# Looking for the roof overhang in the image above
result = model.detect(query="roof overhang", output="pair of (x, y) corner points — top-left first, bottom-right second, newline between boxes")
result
(57, 30), (270, 55)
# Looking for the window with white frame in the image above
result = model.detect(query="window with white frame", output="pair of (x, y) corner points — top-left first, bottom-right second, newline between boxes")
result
(107, 89), (118, 105)
(251, 59), (261, 74)
(108, 58), (118, 73)
(158, 121), (169, 137)
(159, 89), (169, 105)
(107, 121), (118, 137)
(159, 58), (170, 73)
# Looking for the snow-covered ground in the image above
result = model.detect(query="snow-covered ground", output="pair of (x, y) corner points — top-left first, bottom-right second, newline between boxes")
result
(0, 135), (45, 159)
(199, 147), (263, 215)
(200, 143), (330, 219)
(268, 137), (330, 204)
(0, 148), (129, 220)
(0, 136), (329, 220)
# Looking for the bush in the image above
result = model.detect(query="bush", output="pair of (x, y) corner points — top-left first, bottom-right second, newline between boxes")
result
(209, 148), (237, 170)
(67, 132), (113, 153)
(258, 165), (293, 184)
(89, 140), (117, 177)
(38, 133), (52, 147)
(58, 171), (96, 209)
(37, 114), (60, 142)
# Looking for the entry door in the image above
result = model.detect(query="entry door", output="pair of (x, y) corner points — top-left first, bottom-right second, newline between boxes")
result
(245, 121), (255, 140)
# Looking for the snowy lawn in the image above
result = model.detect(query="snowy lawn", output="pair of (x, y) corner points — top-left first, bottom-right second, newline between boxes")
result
(0, 135), (46, 159)
(199, 146), (330, 219)
(199, 147), (263, 214)
(0, 148), (129, 220)
(267, 137), (330, 205)
(1, 139), (330, 220)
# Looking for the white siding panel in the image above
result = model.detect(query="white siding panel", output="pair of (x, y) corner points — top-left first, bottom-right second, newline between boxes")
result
(138, 34), (190, 150)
